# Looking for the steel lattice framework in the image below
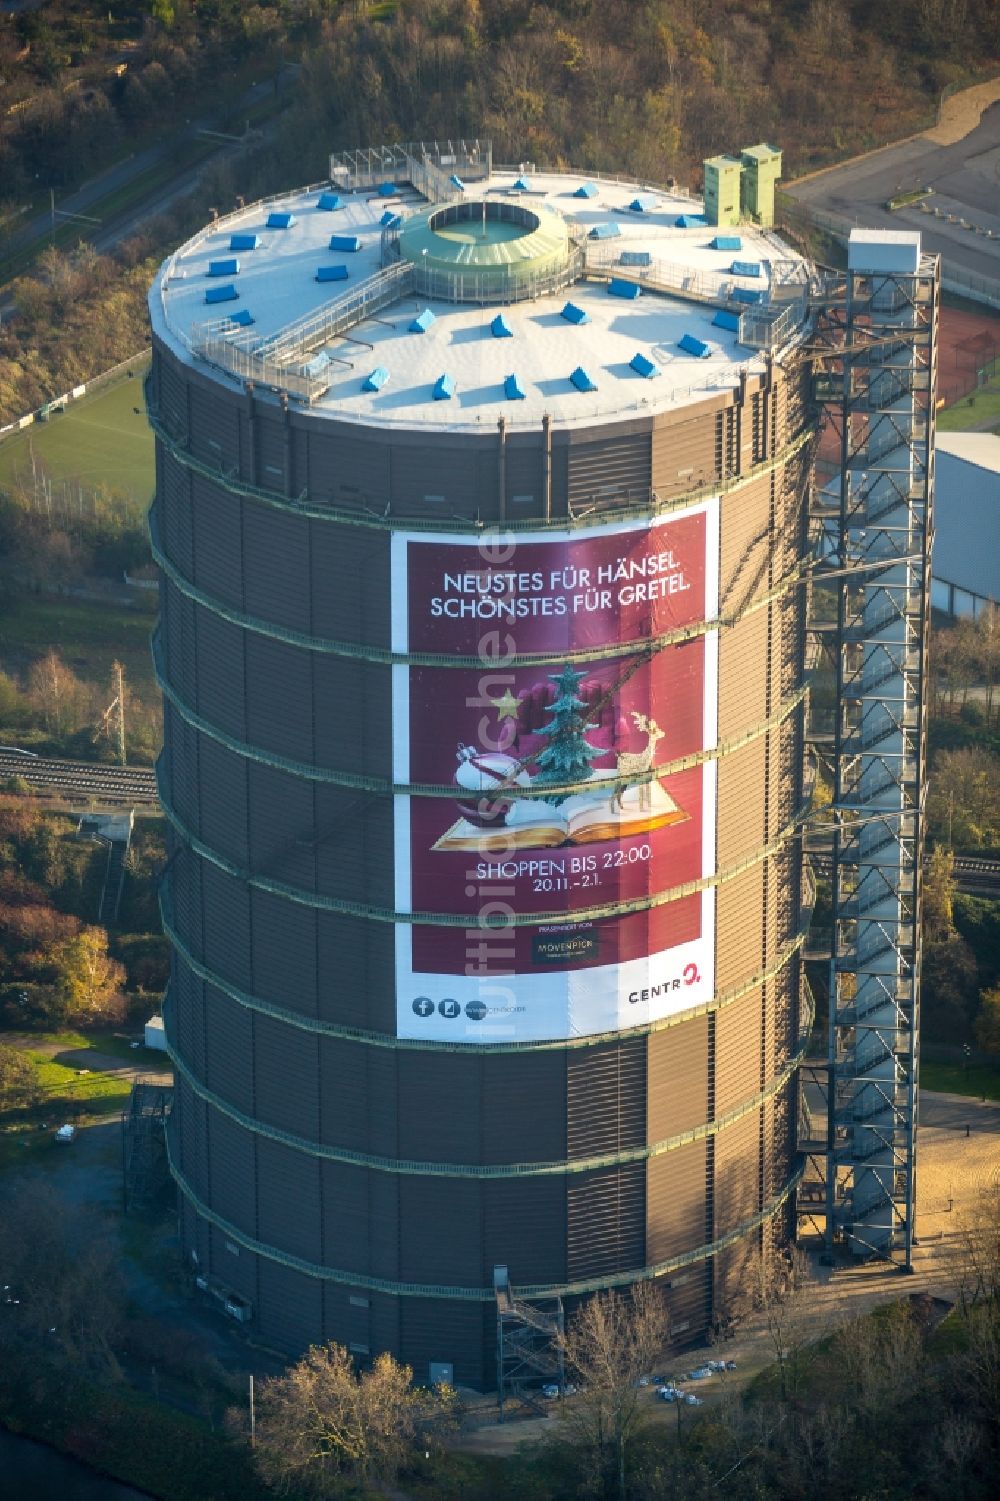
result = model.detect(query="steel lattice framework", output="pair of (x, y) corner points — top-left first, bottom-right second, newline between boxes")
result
(808, 234), (939, 1264)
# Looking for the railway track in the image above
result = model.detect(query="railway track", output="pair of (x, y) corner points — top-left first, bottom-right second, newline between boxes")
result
(0, 749), (158, 806)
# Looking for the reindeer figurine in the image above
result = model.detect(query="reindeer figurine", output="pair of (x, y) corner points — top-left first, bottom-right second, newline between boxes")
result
(612, 712), (665, 812)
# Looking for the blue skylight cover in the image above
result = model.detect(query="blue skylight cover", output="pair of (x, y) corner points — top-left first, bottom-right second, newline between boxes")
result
(504, 374), (526, 400)
(317, 192), (342, 211)
(316, 265), (349, 282)
(227, 308), (254, 327)
(712, 309), (741, 331)
(678, 333), (711, 358)
(229, 233), (258, 251)
(608, 278), (641, 300)
(433, 373), (455, 400)
(363, 367), (389, 392)
(712, 235), (742, 251)
(561, 301), (590, 325)
(380, 210), (402, 228)
(513, 175), (532, 191)
(574, 182), (598, 198)
(410, 308), (435, 333)
(267, 211), (295, 229)
(450, 174), (465, 191)
(378, 182), (400, 196)
(491, 313), (513, 338)
(329, 234), (361, 252)
(630, 352), (659, 379)
(628, 196), (655, 213)
(207, 257), (239, 277)
(570, 365), (598, 392)
(205, 284), (238, 305)
(675, 213), (707, 228)
(732, 287), (764, 304)
(731, 260), (762, 277)
(590, 221), (621, 240)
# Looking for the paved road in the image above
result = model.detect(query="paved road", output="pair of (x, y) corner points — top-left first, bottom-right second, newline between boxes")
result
(787, 101), (1000, 296)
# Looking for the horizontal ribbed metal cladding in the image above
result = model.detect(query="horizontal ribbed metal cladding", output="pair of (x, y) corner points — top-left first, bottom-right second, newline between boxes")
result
(152, 330), (813, 1386)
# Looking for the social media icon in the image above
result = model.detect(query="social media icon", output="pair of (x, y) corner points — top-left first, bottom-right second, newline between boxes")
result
(439, 999), (461, 1018)
(465, 1000), (488, 1021)
(412, 997), (434, 1018)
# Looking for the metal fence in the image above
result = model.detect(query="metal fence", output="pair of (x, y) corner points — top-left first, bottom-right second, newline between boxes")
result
(329, 139), (492, 192)
(192, 262), (416, 402)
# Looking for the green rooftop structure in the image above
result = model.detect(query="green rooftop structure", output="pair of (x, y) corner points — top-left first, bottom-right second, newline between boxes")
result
(703, 154), (743, 228)
(740, 143), (782, 228)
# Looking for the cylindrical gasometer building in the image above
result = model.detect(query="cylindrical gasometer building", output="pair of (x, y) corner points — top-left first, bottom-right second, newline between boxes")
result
(149, 142), (814, 1386)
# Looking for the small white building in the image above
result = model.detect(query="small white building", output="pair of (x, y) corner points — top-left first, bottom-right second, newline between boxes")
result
(144, 1014), (167, 1052)
(931, 433), (1000, 618)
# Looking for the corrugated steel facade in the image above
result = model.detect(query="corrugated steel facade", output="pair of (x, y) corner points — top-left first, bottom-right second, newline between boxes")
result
(151, 334), (813, 1385)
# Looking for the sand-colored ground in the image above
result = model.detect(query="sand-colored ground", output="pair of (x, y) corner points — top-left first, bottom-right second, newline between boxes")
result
(925, 76), (1000, 145)
(456, 1088), (1000, 1456)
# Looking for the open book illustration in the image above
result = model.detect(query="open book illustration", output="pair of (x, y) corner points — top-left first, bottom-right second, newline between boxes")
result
(432, 775), (687, 853)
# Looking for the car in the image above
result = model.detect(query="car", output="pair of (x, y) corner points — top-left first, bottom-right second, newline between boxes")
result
(685, 1366), (713, 1380)
(54, 1124), (77, 1144)
(541, 1383), (561, 1399)
(657, 1385), (682, 1402)
(684, 1393), (704, 1407)
(635, 1374), (652, 1387)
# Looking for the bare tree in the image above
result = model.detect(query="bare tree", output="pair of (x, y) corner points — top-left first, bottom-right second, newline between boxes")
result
(833, 1300), (924, 1428)
(0, 1181), (126, 1379)
(953, 1170), (1000, 1310)
(556, 1282), (669, 1501)
(734, 1242), (814, 1401)
(254, 1342), (453, 1497)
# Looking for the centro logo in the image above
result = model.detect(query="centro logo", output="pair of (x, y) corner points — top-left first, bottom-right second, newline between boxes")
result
(465, 1000), (488, 1021)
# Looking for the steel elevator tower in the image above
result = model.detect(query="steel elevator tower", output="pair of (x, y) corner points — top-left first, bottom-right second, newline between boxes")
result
(814, 230), (939, 1263)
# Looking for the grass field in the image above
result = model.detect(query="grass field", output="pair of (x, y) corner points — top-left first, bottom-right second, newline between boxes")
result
(0, 1027), (169, 1169)
(938, 384), (1000, 432)
(921, 1058), (1000, 1100)
(0, 365), (154, 503)
(0, 593), (158, 705)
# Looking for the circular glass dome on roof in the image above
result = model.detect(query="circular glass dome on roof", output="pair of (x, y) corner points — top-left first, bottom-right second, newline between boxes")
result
(398, 198), (572, 299)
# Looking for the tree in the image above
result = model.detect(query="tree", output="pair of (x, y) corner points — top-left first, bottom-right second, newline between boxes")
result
(922, 931), (979, 1043)
(927, 747), (1000, 852)
(556, 1282), (668, 1501)
(833, 1301), (924, 1430)
(533, 664), (602, 802)
(254, 1342), (452, 1497)
(975, 984), (1000, 1055)
(923, 845), (956, 943)
(0, 1180), (126, 1379)
(0, 1043), (39, 1111)
(50, 925), (126, 1022)
(26, 650), (90, 738)
(953, 1170), (1000, 1310)
(733, 1242), (814, 1402)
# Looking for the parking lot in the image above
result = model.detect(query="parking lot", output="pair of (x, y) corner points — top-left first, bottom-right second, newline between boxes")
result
(786, 94), (1000, 302)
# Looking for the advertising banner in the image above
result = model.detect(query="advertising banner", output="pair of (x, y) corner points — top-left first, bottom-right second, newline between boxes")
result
(391, 499), (719, 1043)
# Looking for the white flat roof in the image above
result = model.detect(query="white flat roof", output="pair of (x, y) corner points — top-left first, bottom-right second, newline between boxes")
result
(936, 432), (1000, 475)
(151, 169), (809, 433)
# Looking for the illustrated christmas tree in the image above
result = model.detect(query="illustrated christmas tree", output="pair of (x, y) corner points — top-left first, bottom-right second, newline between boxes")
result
(532, 664), (602, 804)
